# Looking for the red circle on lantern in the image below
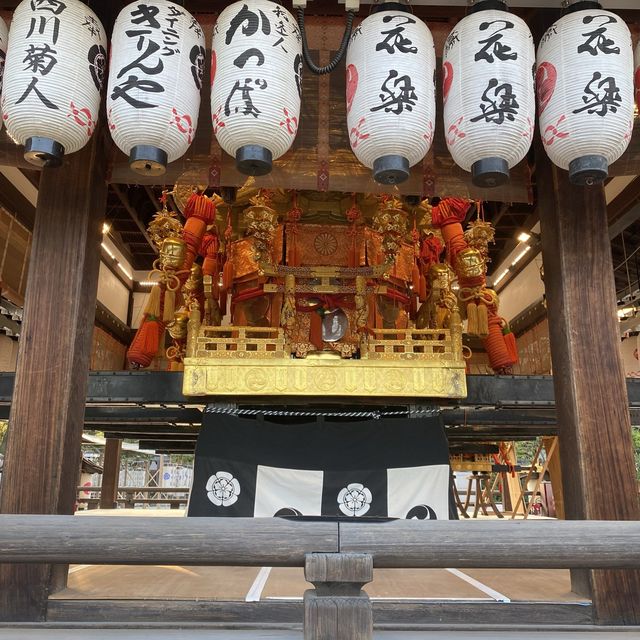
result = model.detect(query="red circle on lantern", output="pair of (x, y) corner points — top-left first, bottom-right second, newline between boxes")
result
(536, 62), (557, 116)
(346, 64), (358, 115)
(442, 61), (453, 105)
(211, 50), (217, 88)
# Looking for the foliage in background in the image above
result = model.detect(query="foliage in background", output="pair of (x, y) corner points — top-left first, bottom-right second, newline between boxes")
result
(633, 427), (640, 481)
(0, 420), (8, 455)
(515, 438), (540, 467)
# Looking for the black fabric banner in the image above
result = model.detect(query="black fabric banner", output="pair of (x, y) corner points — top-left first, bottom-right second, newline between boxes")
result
(188, 413), (453, 520)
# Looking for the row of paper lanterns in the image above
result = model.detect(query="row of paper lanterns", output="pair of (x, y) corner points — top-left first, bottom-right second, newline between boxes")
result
(0, 0), (638, 187)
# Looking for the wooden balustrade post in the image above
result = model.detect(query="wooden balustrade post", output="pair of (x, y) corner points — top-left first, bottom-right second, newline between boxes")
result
(99, 438), (121, 510)
(304, 553), (373, 640)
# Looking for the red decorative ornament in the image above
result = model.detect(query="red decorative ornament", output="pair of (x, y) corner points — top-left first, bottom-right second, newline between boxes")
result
(542, 115), (569, 147)
(346, 64), (358, 115)
(212, 105), (226, 135)
(446, 116), (466, 147)
(170, 108), (194, 143)
(68, 101), (94, 137)
(349, 117), (369, 149)
(536, 62), (557, 116)
(211, 50), (217, 88)
(279, 107), (298, 136)
(442, 61), (453, 105)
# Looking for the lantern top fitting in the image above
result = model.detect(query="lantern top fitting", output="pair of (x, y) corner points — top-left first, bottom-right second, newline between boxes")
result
(467, 0), (509, 14)
(561, 0), (602, 13)
(371, 1), (412, 14)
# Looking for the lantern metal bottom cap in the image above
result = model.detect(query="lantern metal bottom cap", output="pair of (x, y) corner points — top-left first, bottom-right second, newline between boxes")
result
(236, 145), (273, 177)
(471, 157), (509, 188)
(373, 155), (410, 185)
(24, 137), (64, 168)
(569, 155), (608, 186)
(129, 145), (168, 177)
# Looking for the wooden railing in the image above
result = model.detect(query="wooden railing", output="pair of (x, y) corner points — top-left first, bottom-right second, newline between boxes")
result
(0, 517), (639, 635)
(76, 486), (190, 510)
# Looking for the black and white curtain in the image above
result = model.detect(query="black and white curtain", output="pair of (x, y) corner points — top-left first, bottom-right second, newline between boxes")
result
(188, 413), (452, 520)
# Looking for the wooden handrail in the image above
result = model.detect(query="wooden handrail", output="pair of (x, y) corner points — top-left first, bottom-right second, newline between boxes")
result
(76, 487), (191, 493)
(0, 516), (639, 569)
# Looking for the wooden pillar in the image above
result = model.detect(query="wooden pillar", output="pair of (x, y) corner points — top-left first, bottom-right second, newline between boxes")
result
(536, 142), (640, 624)
(0, 131), (108, 621)
(99, 438), (122, 510)
(304, 553), (373, 640)
(542, 436), (565, 519)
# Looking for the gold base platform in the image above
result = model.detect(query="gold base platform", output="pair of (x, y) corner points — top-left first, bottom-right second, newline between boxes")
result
(183, 356), (467, 398)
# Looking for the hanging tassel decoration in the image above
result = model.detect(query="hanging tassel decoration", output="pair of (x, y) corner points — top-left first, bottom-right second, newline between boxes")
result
(466, 301), (479, 336)
(476, 302), (489, 338)
(502, 321), (519, 364)
(162, 286), (176, 323)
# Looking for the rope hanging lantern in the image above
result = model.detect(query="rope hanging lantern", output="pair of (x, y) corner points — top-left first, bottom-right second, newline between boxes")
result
(107, 0), (206, 177)
(443, 0), (536, 188)
(2, 0), (107, 168)
(211, 0), (303, 177)
(346, 4), (436, 185)
(536, 0), (634, 186)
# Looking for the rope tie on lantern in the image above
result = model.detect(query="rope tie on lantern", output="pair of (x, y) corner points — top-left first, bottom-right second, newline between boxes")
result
(297, 8), (355, 75)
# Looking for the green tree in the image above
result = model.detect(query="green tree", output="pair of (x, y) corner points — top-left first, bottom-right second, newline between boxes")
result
(0, 420), (8, 455)
(632, 427), (640, 481)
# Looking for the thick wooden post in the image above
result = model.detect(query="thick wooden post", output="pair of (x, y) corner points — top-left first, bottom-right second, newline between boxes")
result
(304, 553), (373, 640)
(99, 438), (122, 510)
(536, 143), (640, 624)
(0, 131), (108, 621)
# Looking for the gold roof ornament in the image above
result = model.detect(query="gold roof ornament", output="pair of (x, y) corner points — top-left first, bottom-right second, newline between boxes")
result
(373, 195), (408, 265)
(244, 190), (278, 264)
(464, 219), (495, 262)
(455, 246), (487, 279)
(147, 190), (183, 250)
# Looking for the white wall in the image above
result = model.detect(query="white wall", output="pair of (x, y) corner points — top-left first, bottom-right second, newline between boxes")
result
(97, 262), (129, 324)
(497, 259), (545, 323)
(0, 334), (19, 371)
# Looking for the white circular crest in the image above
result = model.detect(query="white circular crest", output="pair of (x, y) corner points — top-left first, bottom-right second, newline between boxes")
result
(206, 471), (241, 507)
(338, 483), (372, 517)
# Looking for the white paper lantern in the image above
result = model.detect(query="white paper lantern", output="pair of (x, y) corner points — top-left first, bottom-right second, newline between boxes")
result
(107, 1), (205, 177)
(2, 0), (106, 167)
(0, 17), (8, 132)
(443, 0), (535, 188)
(211, 0), (302, 177)
(635, 38), (640, 112)
(346, 7), (435, 185)
(537, 3), (634, 185)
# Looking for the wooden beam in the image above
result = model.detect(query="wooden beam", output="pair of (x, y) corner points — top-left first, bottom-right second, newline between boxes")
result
(535, 140), (640, 625)
(99, 438), (121, 510)
(0, 130), (110, 621)
(111, 184), (158, 255)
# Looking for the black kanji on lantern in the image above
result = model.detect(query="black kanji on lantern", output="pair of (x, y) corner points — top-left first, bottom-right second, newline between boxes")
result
(370, 69), (417, 115)
(577, 14), (620, 56)
(130, 4), (161, 29)
(470, 78), (519, 124)
(30, 0), (66, 14)
(118, 36), (163, 78)
(375, 15), (418, 55)
(88, 44), (107, 91)
(474, 20), (517, 63)
(224, 78), (268, 118)
(27, 15), (60, 45)
(190, 44), (205, 89)
(573, 71), (621, 116)
(16, 76), (58, 109)
(111, 74), (163, 108)
(22, 43), (58, 75)
(294, 52), (303, 98)
(233, 48), (265, 69)
(225, 4), (271, 45)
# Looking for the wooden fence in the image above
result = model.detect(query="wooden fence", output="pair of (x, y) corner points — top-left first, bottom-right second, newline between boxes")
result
(1, 516), (639, 636)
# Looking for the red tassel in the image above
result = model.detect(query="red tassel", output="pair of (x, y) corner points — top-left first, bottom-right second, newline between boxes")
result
(410, 292), (417, 320)
(127, 317), (163, 368)
(412, 264), (420, 293)
(222, 257), (234, 290)
(503, 329), (519, 364)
